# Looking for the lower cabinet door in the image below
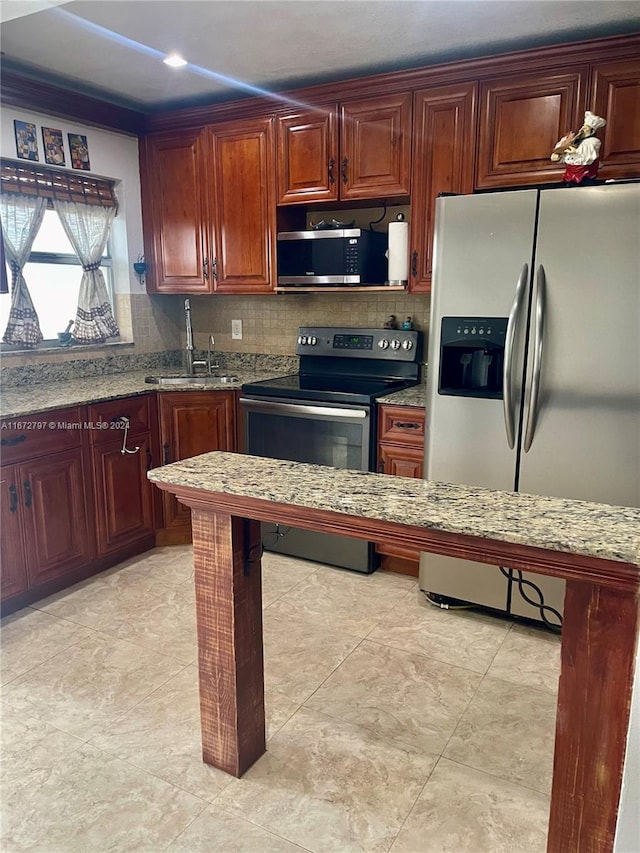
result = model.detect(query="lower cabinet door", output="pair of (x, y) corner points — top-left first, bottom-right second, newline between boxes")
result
(19, 449), (93, 586)
(0, 464), (28, 600)
(92, 434), (155, 556)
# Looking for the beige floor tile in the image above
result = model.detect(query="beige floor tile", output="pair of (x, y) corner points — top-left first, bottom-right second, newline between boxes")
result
(1, 704), (206, 853)
(167, 806), (310, 852)
(1, 632), (185, 740)
(213, 706), (438, 853)
(444, 676), (557, 794)
(390, 757), (549, 853)
(264, 566), (415, 637)
(487, 623), (560, 694)
(368, 588), (511, 673)
(305, 639), (481, 754)
(263, 611), (361, 703)
(261, 552), (321, 608)
(0, 606), (94, 686)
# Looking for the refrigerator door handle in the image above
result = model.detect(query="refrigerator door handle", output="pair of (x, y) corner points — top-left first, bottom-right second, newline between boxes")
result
(502, 263), (529, 449)
(523, 264), (547, 453)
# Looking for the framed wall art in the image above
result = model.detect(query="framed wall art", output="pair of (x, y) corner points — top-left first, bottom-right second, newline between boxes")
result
(14, 120), (39, 161)
(68, 133), (91, 170)
(42, 127), (66, 166)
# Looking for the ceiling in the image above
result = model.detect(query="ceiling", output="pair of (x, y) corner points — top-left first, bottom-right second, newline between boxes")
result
(2, 0), (640, 113)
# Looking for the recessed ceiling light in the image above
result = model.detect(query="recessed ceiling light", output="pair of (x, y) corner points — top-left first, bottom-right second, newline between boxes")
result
(163, 54), (187, 68)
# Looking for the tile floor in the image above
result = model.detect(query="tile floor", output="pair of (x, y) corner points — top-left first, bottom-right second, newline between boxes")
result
(1, 546), (561, 852)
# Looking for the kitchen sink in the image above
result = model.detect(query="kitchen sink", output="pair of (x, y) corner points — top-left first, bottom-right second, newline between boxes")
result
(145, 374), (239, 385)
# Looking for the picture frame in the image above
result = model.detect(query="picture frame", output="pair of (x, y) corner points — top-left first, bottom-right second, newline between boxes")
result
(42, 126), (66, 166)
(68, 133), (91, 171)
(14, 120), (39, 161)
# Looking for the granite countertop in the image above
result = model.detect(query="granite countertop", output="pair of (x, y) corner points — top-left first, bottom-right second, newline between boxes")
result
(0, 369), (284, 419)
(0, 369), (425, 419)
(377, 383), (426, 407)
(148, 452), (640, 567)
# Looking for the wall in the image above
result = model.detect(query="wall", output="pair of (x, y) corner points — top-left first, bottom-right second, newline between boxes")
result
(0, 105), (182, 368)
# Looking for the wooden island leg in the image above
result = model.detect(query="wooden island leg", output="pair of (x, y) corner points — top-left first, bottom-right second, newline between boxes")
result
(190, 509), (266, 777)
(547, 580), (639, 852)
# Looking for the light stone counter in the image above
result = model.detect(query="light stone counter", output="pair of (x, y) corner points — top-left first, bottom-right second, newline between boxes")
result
(377, 382), (426, 407)
(148, 451), (640, 567)
(0, 369), (285, 419)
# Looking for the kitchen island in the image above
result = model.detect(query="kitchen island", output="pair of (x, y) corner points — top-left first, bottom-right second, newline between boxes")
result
(149, 451), (639, 853)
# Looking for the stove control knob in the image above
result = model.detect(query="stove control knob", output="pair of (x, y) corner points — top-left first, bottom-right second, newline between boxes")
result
(390, 339), (401, 350)
(297, 335), (303, 345)
(402, 340), (414, 351)
(378, 339), (389, 350)
(310, 336), (317, 345)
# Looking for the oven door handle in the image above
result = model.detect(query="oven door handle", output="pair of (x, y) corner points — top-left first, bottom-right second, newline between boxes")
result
(239, 398), (368, 419)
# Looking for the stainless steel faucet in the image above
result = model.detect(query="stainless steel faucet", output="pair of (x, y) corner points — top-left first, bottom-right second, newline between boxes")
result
(184, 299), (195, 375)
(207, 334), (219, 374)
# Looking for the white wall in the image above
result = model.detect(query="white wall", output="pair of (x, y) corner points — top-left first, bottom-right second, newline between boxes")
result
(1, 106), (143, 296)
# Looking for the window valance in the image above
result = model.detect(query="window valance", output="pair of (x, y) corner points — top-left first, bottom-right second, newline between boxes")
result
(0, 159), (118, 209)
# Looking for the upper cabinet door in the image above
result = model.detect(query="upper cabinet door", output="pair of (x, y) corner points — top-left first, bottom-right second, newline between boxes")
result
(591, 58), (640, 180)
(476, 69), (587, 188)
(409, 82), (477, 293)
(277, 107), (339, 204)
(141, 130), (212, 293)
(207, 117), (277, 293)
(340, 93), (412, 199)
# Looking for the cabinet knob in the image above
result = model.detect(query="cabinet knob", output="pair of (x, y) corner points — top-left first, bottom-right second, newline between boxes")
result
(394, 421), (420, 430)
(341, 157), (349, 184)
(328, 158), (335, 185)
(9, 483), (18, 513)
(23, 480), (32, 509)
(203, 257), (209, 280)
(411, 251), (418, 278)
(163, 443), (171, 465)
(212, 257), (218, 280)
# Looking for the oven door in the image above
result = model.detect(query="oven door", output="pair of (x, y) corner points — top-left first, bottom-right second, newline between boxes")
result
(239, 395), (375, 572)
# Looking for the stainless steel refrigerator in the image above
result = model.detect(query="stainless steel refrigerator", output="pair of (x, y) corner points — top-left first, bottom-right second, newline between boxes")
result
(419, 183), (640, 628)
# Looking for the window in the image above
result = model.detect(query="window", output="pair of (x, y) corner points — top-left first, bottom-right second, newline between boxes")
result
(1, 208), (114, 343)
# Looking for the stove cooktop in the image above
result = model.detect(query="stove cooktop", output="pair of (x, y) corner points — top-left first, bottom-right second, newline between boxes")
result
(241, 373), (418, 405)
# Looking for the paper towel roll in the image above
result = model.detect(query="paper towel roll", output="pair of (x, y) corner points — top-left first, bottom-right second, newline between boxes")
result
(386, 220), (409, 285)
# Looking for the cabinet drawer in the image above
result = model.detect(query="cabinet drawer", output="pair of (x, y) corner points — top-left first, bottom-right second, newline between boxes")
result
(0, 407), (84, 463)
(378, 405), (425, 446)
(87, 395), (153, 443)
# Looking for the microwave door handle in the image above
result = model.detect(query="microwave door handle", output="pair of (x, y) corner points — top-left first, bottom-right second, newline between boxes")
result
(523, 265), (546, 453)
(503, 264), (529, 449)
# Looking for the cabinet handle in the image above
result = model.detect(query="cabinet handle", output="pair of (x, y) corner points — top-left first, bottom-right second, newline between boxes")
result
(9, 483), (18, 513)
(212, 257), (218, 280)
(146, 448), (153, 471)
(163, 442), (170, 465)
(378, 459), (385, 473)
(394, 421), (420, 430)
(203, 257), (209, 280)
(341, 157), (348, 184)
(23, 480), (32, 509)
(1, 434), (26, 447)
(328, 158), (335, 185)
(411, 251), (418, 278)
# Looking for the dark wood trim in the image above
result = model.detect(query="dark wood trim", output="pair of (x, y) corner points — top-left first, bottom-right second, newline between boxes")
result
(0, 69), (146, 136)
(547, 581), (639, 852)
(151, 482), (640, 594)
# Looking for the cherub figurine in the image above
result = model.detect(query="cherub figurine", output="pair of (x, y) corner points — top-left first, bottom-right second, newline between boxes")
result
(550, 111), (606, 185)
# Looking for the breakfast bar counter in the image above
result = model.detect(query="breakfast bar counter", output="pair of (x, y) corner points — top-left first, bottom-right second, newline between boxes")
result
(148, 452), (640, 853)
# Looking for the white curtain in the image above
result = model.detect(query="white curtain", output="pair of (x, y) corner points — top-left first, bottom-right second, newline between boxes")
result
(52, 199), (119, 343)
(0, 193), (46, 347)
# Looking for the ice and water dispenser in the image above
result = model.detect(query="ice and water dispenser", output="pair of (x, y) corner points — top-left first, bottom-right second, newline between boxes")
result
(438, 317), (508, 399)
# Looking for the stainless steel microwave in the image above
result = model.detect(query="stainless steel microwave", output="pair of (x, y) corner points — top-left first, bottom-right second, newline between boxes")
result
(276, 228), (387, 286)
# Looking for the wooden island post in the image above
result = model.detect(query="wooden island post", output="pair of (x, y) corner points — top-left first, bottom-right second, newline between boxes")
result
(149, 452), (640, 853)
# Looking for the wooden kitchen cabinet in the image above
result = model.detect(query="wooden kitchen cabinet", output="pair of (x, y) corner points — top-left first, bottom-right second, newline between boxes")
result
(141, 129), (212, 293)
(157, 391), (236, 543)
(590, 57), (640, 180)
(376, 404), (425, 573)
(88, 395), (157, 559)
(409, 82), (477, 292)
(476, 68), (588, 188)
(206, 116), (277, 293)
(0, 465), (28, 599)
(276, 93), (412, 204)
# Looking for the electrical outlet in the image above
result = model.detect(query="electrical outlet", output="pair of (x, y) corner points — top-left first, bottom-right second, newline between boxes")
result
(231, 319), (243, 340)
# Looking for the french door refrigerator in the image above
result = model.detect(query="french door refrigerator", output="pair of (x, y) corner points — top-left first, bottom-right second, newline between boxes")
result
(419, 182), (640, 628)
